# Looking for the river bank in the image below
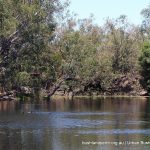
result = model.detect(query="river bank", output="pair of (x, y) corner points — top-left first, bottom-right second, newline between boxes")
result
(0, 73), (148, 101)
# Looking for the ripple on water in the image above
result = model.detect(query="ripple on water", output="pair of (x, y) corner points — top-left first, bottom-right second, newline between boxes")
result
(79, 129), (150, 135)
(0, 111), (149, 131)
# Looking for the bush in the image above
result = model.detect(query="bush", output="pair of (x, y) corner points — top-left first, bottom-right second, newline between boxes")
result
(139, 42), (150, 94)
(16, 71), (30, 86)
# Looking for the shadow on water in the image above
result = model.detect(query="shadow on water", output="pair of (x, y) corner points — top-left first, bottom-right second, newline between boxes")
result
(0, 97), (150, 150)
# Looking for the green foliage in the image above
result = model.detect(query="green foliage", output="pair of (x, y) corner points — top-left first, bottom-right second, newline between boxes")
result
(105, 16), (140, 73)
(0, 0), (63, 90)
(0, 1), (149, 97)
(16, 71), (30, 86)
(139, 42), (150, 94)
(56, 18), (116, 91)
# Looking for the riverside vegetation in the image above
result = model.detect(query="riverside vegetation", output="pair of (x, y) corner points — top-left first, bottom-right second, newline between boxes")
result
(0, 0), (150, 100)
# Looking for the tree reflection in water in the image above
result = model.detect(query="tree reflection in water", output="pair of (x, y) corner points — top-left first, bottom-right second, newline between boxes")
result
(0, 97), (150, 150)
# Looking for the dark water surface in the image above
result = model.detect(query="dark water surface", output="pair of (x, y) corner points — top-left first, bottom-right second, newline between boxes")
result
(0, 97), (150, 150)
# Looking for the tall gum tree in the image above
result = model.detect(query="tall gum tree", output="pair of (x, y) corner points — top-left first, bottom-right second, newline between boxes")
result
(0, 0), (67, 94)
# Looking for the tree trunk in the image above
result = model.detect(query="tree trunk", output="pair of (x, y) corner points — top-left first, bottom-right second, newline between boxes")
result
(47, 79), (64, 100)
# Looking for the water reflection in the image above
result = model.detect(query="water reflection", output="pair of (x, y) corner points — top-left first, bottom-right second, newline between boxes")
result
(0, 97), (150, 150)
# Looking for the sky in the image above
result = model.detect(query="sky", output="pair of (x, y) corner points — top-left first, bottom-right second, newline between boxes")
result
(69, 0), (150, 25)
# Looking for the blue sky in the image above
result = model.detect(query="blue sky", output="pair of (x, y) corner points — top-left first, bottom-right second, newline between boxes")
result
(69, 0), (150, 25)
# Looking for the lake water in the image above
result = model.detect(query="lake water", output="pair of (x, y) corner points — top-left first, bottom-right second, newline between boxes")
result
(0, 97), (150, 150)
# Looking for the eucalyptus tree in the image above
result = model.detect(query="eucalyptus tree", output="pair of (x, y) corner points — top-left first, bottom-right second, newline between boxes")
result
(141, 4), (150, 36)
(139, 5), (150, 95)
(0, 0), (66, 92)
(103, 16), (141, 74)
(139, 42), (150, 95)
(53, 17), (116, 94)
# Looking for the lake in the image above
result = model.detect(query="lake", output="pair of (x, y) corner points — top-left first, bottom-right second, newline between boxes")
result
(0, 97), (150, 150)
